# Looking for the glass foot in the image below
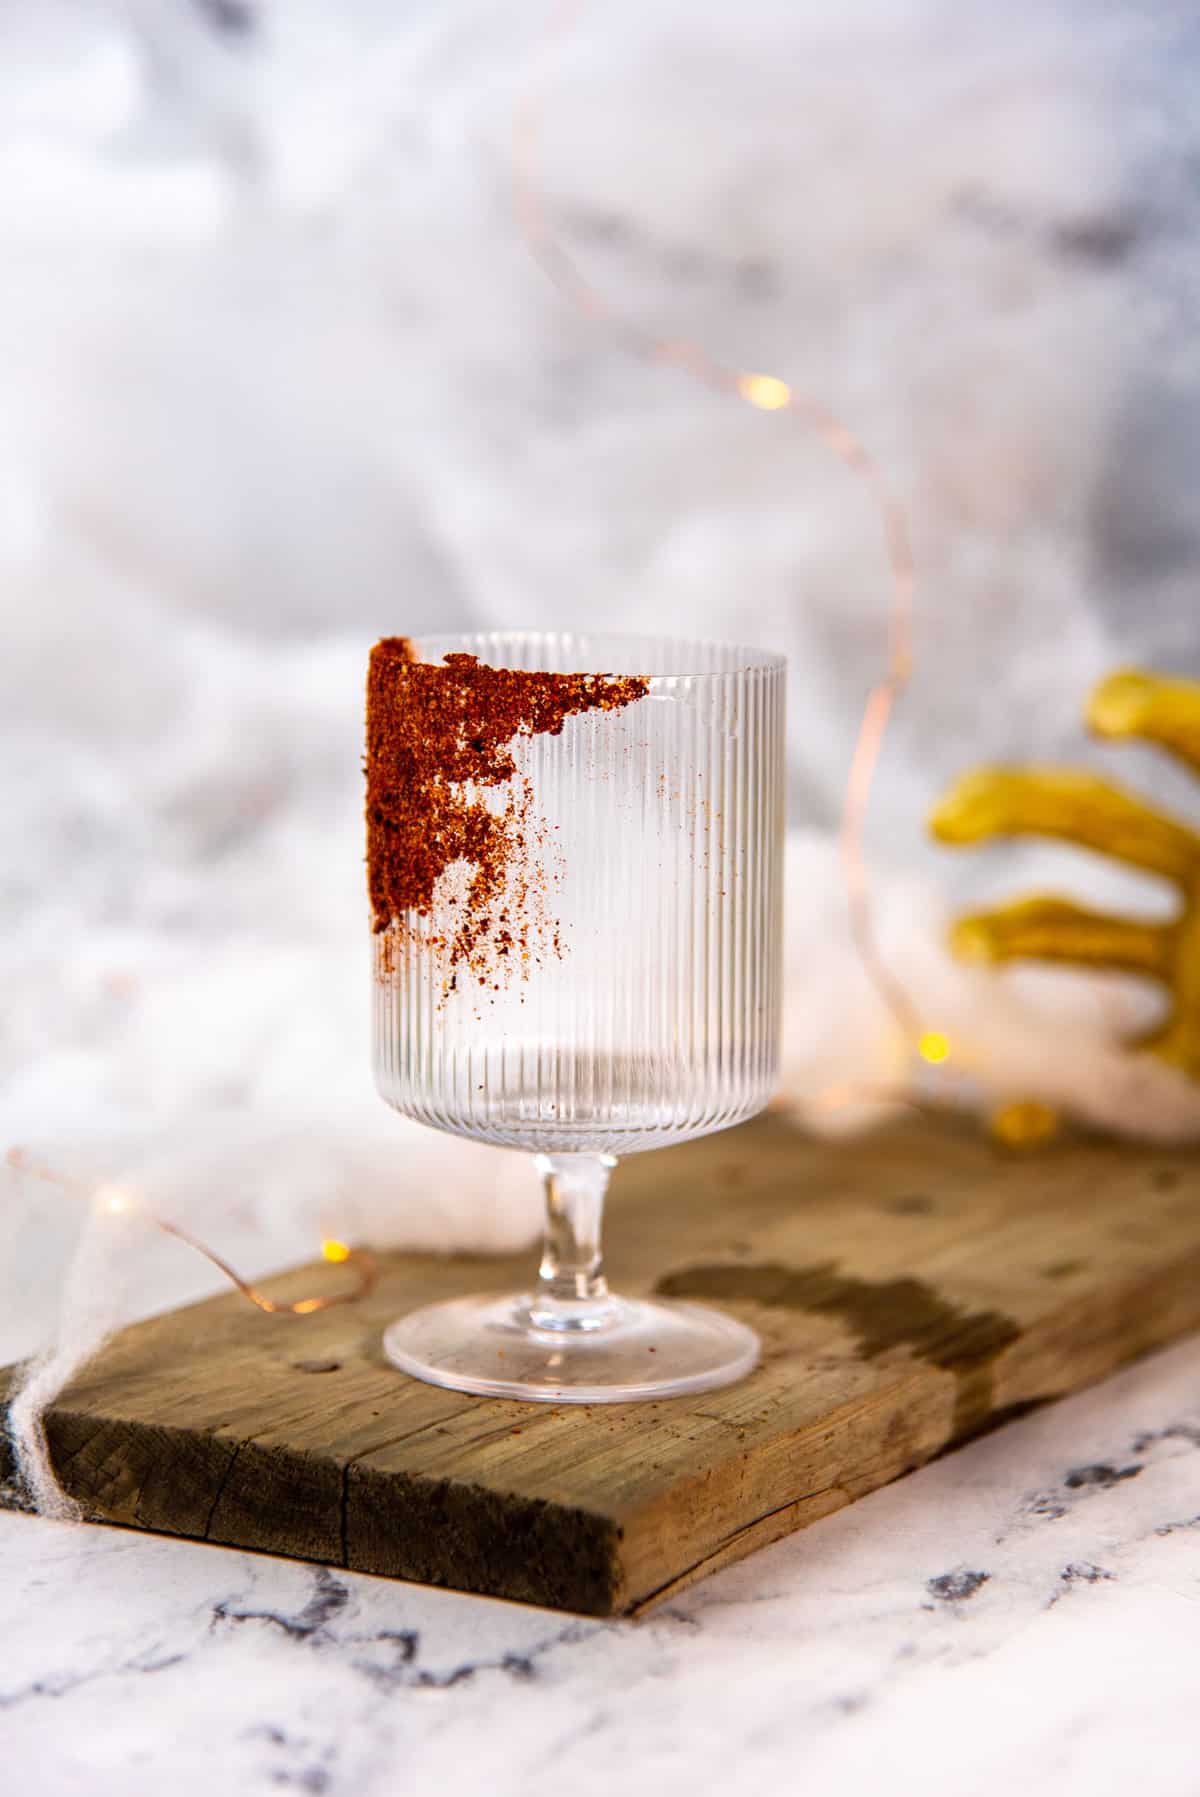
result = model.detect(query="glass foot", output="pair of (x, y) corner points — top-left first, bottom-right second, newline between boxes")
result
(382, 1293), (760, 1403)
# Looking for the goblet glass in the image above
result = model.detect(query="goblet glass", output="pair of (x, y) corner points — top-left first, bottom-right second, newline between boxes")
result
(370, 631), (785, 1402)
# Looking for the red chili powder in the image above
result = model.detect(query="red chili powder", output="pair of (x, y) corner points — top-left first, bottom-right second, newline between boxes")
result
(365, 637), (648, 986)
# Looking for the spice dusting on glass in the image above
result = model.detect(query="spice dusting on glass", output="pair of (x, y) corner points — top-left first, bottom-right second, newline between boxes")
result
(365, 637), (649, 993)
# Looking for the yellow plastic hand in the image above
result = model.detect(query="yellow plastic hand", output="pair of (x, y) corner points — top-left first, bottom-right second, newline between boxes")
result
(930, 669), (1200, 1081)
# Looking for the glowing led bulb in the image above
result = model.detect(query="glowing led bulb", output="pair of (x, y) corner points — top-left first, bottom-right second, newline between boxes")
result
(737, 372), (791, 412)
(93, 1183), (138, 1217)
(321, 1238), (351, 1264)
(917, 1031), (950, 1065)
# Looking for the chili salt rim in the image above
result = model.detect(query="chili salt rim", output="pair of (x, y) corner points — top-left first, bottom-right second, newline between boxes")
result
(405, 630), (786, 681)
(365, 637), (652, 980)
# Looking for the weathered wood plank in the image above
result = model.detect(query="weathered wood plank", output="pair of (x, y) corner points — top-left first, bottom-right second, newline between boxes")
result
(5, 1114), (1200, 1614)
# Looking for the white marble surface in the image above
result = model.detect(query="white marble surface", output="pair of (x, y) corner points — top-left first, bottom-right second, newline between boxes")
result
(4, 1337), (1200, 1796)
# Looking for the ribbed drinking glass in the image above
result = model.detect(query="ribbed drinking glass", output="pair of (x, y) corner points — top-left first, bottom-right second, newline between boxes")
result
(371, 631), (785, 1401)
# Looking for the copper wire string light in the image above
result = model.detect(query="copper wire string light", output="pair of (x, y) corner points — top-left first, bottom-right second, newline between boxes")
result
(6, 1148), (377, 1315)
(5, 18), (953, 1328)
(513, 5), (943, 1081)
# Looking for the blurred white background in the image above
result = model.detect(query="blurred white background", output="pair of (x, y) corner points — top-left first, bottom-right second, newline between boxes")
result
(3, 0), (1200, 1372)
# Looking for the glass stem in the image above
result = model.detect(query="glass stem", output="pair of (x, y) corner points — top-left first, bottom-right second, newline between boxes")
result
(527, 1153), (619, 1332)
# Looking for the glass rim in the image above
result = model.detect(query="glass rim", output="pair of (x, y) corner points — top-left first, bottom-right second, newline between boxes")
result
(402, 629), (787, 679)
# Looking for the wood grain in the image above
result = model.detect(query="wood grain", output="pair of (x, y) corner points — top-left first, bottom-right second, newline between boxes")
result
(5, 1113), (1200, 1615)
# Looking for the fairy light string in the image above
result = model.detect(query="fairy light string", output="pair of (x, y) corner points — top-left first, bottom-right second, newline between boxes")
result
(6, 1148), (377, 1316)
(513, 8), (946, 1079)
(4, 18), (959, 1329)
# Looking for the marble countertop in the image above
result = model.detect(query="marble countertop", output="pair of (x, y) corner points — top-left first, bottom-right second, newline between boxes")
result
(4, 1338), (1199, 1797)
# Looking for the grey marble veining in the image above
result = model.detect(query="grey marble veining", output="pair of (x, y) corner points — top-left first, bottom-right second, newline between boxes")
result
(4, 1337), (1199, 1795)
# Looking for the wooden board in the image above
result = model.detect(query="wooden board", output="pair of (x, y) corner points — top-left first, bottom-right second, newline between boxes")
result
(5, 1113), (1200, 1616)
